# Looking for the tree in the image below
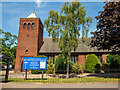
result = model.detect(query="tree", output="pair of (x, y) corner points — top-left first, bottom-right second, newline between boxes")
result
(90, 1), (120, 52)
(0, 29), (17, 66)
(44, 1), (92, 78)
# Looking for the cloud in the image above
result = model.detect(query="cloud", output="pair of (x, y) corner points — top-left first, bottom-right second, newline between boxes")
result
(35, 0), (42, 7)
(35, 0), (46, 7)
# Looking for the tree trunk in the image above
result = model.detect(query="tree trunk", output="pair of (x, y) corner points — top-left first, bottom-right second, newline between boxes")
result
(66, 58), (70, 79)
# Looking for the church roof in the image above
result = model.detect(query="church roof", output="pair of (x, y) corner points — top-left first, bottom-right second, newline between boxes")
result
(39, 38), (110, 53)
(27, 12), (36, 18)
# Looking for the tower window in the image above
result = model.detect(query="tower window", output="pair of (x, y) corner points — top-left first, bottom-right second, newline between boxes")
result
(27, 34), (29, 37)
(25, 49), (28, 54)
(28, 23), (30, 29)
(23, 23), (26, 29)
(32, 23), (35, 29)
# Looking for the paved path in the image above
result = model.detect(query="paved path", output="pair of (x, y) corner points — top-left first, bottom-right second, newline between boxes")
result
(2, 82), (118, 88)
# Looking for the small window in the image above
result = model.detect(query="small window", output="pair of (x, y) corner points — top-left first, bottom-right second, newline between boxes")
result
(23, 23), (26, 29)
(28, 23), (30, 29)
(27, 34), (29, 37)
(25, 50), (28, 54)
(32, 23), (35, 29)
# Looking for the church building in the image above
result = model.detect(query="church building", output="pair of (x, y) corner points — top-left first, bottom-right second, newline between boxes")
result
(14, 12), (110, 73)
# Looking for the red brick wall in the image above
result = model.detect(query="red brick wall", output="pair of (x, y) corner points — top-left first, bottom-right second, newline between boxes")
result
(102, 54), (108, 63)
(14, 18), (43, 73)
(78, 54), (87, 67)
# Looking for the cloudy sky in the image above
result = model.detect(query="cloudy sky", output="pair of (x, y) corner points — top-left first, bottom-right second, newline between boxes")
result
(1, 1), (105, 38)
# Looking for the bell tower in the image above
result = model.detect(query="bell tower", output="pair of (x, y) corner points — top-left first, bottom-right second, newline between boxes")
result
(14, 12), (43, 73)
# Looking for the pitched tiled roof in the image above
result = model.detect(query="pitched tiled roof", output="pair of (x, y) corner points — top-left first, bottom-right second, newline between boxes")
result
(39, 38), (110, 53)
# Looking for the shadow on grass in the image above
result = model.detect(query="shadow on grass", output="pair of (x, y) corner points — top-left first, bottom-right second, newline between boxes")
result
(47, 74), (81, 78)
(87, 73), (120, 78)
(27, 78), (47, 80)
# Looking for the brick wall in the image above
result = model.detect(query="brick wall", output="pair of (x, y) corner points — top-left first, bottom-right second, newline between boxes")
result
(102, 54), (108, 63)
(78, 54), (87, 67)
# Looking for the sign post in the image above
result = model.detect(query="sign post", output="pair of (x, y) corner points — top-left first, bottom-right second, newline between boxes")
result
(25, 69), (27, 80)
(23, 57), (47, 80)
(42, 70), (43, 80)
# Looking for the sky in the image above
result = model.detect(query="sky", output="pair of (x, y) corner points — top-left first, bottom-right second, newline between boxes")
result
(1, 1), (105, 38)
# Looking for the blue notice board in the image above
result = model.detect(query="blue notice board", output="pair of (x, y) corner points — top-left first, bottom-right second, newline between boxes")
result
(23, 57), (47, 70)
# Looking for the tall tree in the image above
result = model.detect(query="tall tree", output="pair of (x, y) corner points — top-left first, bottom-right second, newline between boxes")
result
(44, 1), (92, 78)
(91, 1), (120, 52)
(0, 29), (17, 66)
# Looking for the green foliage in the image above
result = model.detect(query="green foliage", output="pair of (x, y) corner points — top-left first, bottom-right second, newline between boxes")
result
(71, 62), (84, 74)
(31, 69), (46, 74)
(44, 1), (93, 77)
(31, 55), (55, 74)
(106, 54), (120, 71)
(95, 64), (101, 73)
(46, 57), (54, 74)
(106, 54), (112, 64)
(55, 54), (67, 74)
(0, 29), (18, 66)
(101, 63), (110, 73)
(85, 54), (101, 73)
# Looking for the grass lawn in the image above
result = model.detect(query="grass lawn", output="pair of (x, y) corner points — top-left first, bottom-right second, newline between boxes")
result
(8, 77), (119, 83)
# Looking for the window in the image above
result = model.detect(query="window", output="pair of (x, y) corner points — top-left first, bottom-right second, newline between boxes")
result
(28, 23), (30, 29)
(32, 23), (35, 29)
(25, 50), (28, 54)
(27, 34), (29, 37)
(23, 23), (26, 29)
(70, 54), (78, 63)
(96, 54), (102, 63)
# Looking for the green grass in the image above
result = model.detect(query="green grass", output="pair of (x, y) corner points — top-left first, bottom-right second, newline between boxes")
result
(8, 77), (119, 83)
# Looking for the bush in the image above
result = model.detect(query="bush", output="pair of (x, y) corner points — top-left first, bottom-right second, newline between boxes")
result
(106, 54), (120, 72)
(46, 57), (54, 74)
(69, 61), (74, 73)
(85, 54), (101, 73)
(95, 64), (101, 73)
(55, 54), (67, 74)
(101, 63), (110, 73)
(31, 69), (46, 74)
(71, 62), (84, 74)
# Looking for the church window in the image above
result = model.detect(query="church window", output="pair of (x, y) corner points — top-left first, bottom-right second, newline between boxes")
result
(28, 23), (30, 29)
(70, 54), (78, 63)
(23, 23), (26, 29)
(25, 49), (28, 54)
(32, 23), (35, 29)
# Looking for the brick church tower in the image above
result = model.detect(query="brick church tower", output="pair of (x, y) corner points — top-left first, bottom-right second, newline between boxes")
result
(14, 12), (43, 73)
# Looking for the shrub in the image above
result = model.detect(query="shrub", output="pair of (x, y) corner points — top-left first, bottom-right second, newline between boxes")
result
(106, 54), (120, 72)
(71, 62), (84, 74)
(95, 64), (101, 73)
(46, 57), (54, 74)
(101, 63), (110, 73)
(69, 61), (74, 73)
(55, 54), (67, 74)
(31, 69), (46, 74)
(85, 54), (101, 73)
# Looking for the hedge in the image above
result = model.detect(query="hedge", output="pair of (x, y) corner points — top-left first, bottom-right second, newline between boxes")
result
(85, 54), (101, 73)
(55, 54), (67, 74)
